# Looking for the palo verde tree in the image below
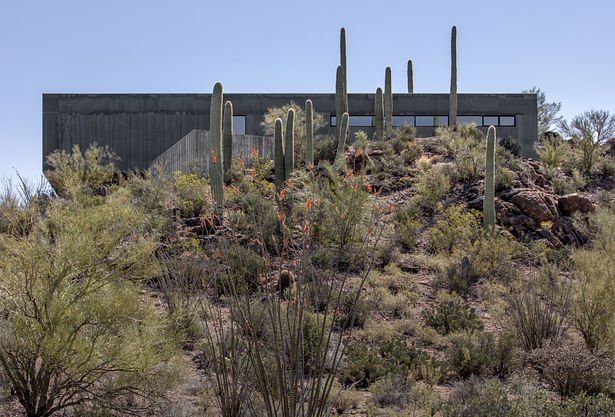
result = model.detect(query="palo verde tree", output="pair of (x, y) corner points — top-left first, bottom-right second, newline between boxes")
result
(0, 146), (179, 417)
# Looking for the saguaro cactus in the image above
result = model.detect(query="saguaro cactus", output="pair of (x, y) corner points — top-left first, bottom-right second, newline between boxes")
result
(340, 27), (347, 102)
(285, 108), (295, 178)
(407, 60), (413, 94)
(335, 65), (345, 139)
(305, 99), (314, 167)
(375, 87), (384, 141)
(274, 118), (285, 192)
(483, 126), (496, 231)
(385, 67), (393, 138)
(334, 112), (349, 170)
(223, 100), (233, 180)
(449, 25), (457, 128)
(209, 82), (224, 221)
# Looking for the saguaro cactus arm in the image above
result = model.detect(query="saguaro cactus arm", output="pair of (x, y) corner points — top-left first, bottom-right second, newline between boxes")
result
(223, 100), (233, 180)
(375, 87), (384, 141)
(449, 25), (457, 127)
(209, 82), (224, 221)
(334, 112), (349, 170)
(274, 118), (285, 192)
(407, 60), (413, 94)
(305, 99), (314, 167)
(385, 66), (393, 139)
(284, 108), (295, 178)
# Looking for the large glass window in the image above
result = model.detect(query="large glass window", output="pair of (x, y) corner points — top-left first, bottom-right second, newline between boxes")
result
(415, 116), (434, 127)
(500, 116), (515, 126)
(458, 116), (483, 126)
(483, 116), (499, 126)
(233, 116), (246, 134)
(330, 115), (373, 127)
(392, 116), (415, 126)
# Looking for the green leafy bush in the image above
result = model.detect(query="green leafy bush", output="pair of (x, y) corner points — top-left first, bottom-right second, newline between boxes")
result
(393, 202), (424, 250)
(413, 167), (451, 213)
(495, 167), (515, 192)
(447, 331), (515, 378)
(172, 171), (209, 218)
(422, 299), (483, 335)
(216, 244), (266, 295)
(436, 124), (485, 182)
(427, 205), (482, 253)
(337, 287), (370, 329)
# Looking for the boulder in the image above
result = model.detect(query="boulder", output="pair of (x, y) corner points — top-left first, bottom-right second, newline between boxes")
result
(503, 188), (559, 229)
(558, 193), (594, 216)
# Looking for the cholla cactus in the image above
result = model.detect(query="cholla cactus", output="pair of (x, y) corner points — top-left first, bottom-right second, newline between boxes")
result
(209, 82), (224, 222)
(223, 100), (233, 180)
(483, 126), (496, 231)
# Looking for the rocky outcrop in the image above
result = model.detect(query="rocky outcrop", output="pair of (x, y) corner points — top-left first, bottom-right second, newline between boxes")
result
(558, 193), (595, 216)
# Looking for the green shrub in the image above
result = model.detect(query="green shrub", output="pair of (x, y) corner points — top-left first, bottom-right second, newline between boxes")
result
(439, 254), (479, 297)
(172, 171), (209, 218)
(495, 167), (515, 192)
(337, 287), (370, 329)
(525, 341), (615, 398)
(427, 205), (482, 253)
(455, 231), (520, 281)
(499, 136), (520, 156)
(216, 244), (266, 295)
(314, 136), (337, 164)
(447, 331), (515, 378)
(422, 298), (483, 335)
(537, 134), (566, 168)
(339, 337), (447, 388)
(369, 374), (411, 408)
(436, 124), (485, 182)
(413, 167), (451, 213)
(393, 202), (424, 250)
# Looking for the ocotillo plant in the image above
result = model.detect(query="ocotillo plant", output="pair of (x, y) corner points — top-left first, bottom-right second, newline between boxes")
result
(407, 60), (413, 94)
(335, 65), (346, 139)
(449, 25), (457, 128)
(285, 108), (295, 178)
(484, 126), (496, 231)
(333, 112), (349, 170)
(385, 67), (393, 138)
(375, 87), (384, 141)
(223, 100), (233, 180)
(210, 82), (224, 222)
(305, 99), (314, 167)
(274, 118), (285, 192)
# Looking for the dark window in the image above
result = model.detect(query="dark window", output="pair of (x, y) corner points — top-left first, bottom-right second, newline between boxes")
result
(233, 116), (246, 134)
(483, 116), (499, 126)
(458, 116), (483, 126)
(415, 116), (434, 127)
(500, 116), (515, 126)
(392, 116), (415, 126)
(331, 115), (373, 127)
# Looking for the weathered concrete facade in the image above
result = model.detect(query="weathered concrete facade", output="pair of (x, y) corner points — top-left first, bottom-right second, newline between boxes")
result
(43, 93), (538, 171)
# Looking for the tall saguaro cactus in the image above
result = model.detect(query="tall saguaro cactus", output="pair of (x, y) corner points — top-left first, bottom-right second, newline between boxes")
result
(223, 100), (233, 180)
(385, 66), (393, 138)
(334, 112), (349, 170)
(274, 118), (285, 192)
(335, 65), (345, 139)
(449, 25), (457, 128)
(340, 27), (347, 102)
(285, 108), (295, 178)
(407, 60), (413, 94)
(375, 87), (384, 141)
(305, 99), (314, 167)
(483, 126), (496, 231)
(209, 82), (224, 221)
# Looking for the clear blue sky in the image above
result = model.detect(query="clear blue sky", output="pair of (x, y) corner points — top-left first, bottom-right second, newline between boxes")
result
(1, 0), (613, 183)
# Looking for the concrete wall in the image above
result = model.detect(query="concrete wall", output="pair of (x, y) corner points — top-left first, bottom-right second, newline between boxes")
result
(43, 92), (538, 172)
(152, 129), (274, 174)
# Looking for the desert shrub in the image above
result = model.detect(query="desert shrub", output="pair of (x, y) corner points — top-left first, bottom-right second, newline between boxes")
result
(422, 298), (483, 335)
(447, 331), (515, 378)
(436, 124), (485, 182)
(0, 178), (178, 417)
(172, 171), (209, 218)
(369, 374), (412, 408)
(393, 201), (424, 250)
(439, 254), (479, 297)
(232, 183), (279, 253)
(339, 337), (447, 388)
(45, 144), (117, 197)
(124, 166), (173, 234)
(455, 231), (521, 281)
(598, 157), (615, 177)
(525, 341), (615, 398)
(499, 136), (521, 156)
(314, 136), (337, 164)
(427, 205), (482, 253)
(413, 166), (451, 213)
(570, 207), (615, 353)
(507, 264), (569, 351)
(495, 167), (515, 192)
(216, 244), (266, 295)
(0, 176), (53, 237)
(443, 377), (512, 417)
(537, 134), (566, 169)
(337, 287), (370, 329)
